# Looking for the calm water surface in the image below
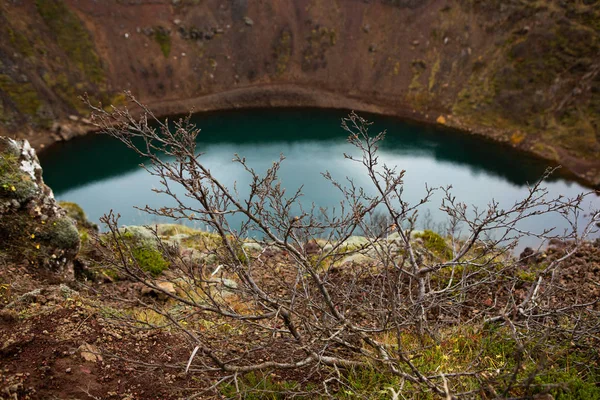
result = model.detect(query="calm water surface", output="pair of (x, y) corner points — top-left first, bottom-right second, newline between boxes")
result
(38, 109), (599, 246)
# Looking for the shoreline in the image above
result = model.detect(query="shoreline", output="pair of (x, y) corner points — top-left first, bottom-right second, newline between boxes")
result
(22, 83), (600, 189)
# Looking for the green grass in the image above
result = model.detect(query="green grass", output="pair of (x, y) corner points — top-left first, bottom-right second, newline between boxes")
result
(217, 325), (598, 398)
(220, 372), (310, 399)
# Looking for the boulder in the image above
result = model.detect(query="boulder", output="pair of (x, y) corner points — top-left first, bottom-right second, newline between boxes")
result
(119, 225), (157, 248)
(140, 281), (177, 300)
(242, 241), (263, 253)
(341, 253), (373, 265)
(341, 236), (369, 249)
(59, 201), (98, 232)
(0, 137), (80, 276)
(78, 343), (102, 363)
(304, 239), (321, 255)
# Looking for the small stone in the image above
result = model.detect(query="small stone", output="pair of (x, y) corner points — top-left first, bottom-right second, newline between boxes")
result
(341, 253), (373, 265)
(78, 343), (102, 363)
(7, 383), (23, 394)
(65, 368), (72, 373)
(243, 16), (254, 26)
(242, 241), (263, 253)
(141, 281), (176, 299)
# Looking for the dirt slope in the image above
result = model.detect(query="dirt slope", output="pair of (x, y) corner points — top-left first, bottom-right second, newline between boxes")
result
(0, 0), (599, 185)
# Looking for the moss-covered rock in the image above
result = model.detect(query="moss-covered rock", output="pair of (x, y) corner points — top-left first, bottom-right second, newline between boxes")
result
(59, 201), (98, 232)
(0, 136), (80, 275)
(131, 246), (169, 277)
(413, 230), (453, 259)
(37, 217), (80, 250)
(119, 226), (169, 276)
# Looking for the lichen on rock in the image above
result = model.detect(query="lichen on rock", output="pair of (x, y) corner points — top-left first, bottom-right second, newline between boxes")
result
(0, 136), (80, 276)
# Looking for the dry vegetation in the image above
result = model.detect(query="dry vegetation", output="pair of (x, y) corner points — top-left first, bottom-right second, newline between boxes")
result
(48, 94), (599, 399)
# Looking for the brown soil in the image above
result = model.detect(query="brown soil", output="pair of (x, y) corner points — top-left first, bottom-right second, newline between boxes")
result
(1, 239), (599, 399)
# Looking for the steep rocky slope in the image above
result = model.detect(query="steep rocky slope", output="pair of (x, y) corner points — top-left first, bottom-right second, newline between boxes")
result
(0, 0), (599, 184)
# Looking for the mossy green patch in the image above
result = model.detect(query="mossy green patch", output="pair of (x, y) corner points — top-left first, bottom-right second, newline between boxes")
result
(302, 25), (336, 71)
(119, 228), (169, 276)
(59, 201), (87, 225)
(0, 98), (6, 122)
(0, 153), (38, 203)
(156, 224), (199, 238)
(42, 72), (88, 114)
(428, 56), (441, 92)
(0, 74), (43, 119)
(38, 217), (80, 250)
(5, 25), (34, 58)
(180, 231), (222, 251)
(409, 59), (426, 91)
(221, 371), (310, 399)
(58, 201), (98, 231)
(153, 27), (171, 58)
(35, 0), (104, 84)
(273, 29), (292, 76)
(131, 246), (169, 276)
(414, 230), (453, 259)
(0, 213), (79, 268)
(110, 92), (128, 108)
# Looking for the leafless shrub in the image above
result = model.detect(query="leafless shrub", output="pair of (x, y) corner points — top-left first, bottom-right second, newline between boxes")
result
(87, 93), (599, 399)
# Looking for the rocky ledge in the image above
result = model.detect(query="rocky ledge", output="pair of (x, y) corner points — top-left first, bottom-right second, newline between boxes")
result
(0, 136), (79, 277)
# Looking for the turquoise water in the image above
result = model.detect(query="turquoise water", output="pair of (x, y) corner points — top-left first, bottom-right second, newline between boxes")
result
(38, 108), (598, 245)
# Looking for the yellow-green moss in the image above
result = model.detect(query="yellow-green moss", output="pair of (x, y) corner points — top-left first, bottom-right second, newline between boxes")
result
(0, 74), (42, 118)
(0, 153), (38, 202)
(414, 230), (453, 259)
(6, 25), (34, 57)
(221, 372), (309, 399)
(110, 92), (128, 108)
(302, 26), (336, 71)
(59, 200), (98, 232)
(428, 57), (441, 92)
(35, 0), (104, 84)
(273, 30), (292, 76)
(120, 230), (169, 276)
(59, 201), (87, 225)
(131, 246), (169, 276)
(153, 27), (171, 58)
(42, 72), (88, 114)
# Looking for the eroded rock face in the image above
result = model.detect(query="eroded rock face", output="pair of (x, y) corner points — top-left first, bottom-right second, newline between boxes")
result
(0, 136), (79, 276)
